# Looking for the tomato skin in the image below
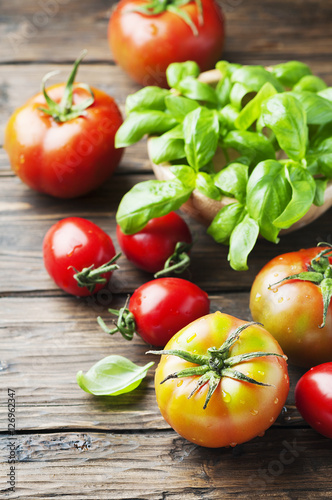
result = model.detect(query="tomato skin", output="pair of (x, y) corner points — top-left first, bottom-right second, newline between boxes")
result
(116, 212), (192, 273)
(4, 84), (123, 198)
(154, 312), (289, 448)
(129, 277), (210, 346)
(250, 247), (332, 367)
(295, 362), (332, 439)
(108, 0), (225, 87)
(43, 217), (117, 296)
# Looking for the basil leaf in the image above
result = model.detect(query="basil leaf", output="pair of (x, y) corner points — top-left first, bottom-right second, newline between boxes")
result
(231, 65), (284, 93)
(291, 91), (332, 125)
(235, 82), (278, 130)
(165, 95), (200, 121)
(125, 86), (170, 113)
(270, 61), (312, 88)
(261, 93), (307, 161)
(222, 130), (276, 167)
(196, 172), (221, 200)
(214, 162), (248, 203)
(293, 75), (327, 93)
(306, 136), (332, 177)
(148, 125), (185, 164)
(229, 82), (251, 109)
(177, 77), (218, 105)
(76, 355), (154, 396)
(216, 61), (242, 77)
(318, 87), (332, 102)
(207, 202), (245, 244)
(166, 61), (200, 88)
(219, 105), (240, 130)
(273, 163), (316, 229)
(314, 178), (328, 206)
(183, 107), (219, 170)
(169, 165), (197, 186)
(228, 214), (260, 271)
(115, 111), (177, 148)
(116, 179), (193, 234)
(247, 160), (291, 242)
(216, 74), (232, 108)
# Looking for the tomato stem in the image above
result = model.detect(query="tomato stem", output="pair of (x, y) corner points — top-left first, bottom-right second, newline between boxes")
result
(97, 296), (136, 341)
(154, 241), (192, 278)
(72, 252), (121, 294)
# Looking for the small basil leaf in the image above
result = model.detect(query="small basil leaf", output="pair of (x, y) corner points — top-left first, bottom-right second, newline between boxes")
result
(207, 202), (245, 244)
(215, 75), (232, 108)
(229, 82), (251, 109)
(116, 179), (193, 234)
(261, 93), (308, 161)
(235, 82), (278, 130)
(165, 95), (200, 121)
(183, 107), (219, 170)
(169, 165), (197, 187)
(273, 163), (316, 229)
(314, 178), (328, 206)
(214, 162), (248, 203)
(177, 77), (218, 105)
(125, 86), (170, 113)
(231, 65), (284, 93)
(196, 172), (221, 200)
(219, 105), (240, 130)
(216, 61), (242, 77)
(228, 214), (260, 271)
(115, 111), (177, 148)
(222, 130), (276, 167)
(76, 355), (154, 396)
(318, 87), (332, 102)
(269, 61), (312, 88)
(148, 125), (185, 164)
(293, 75), (327, 93)
(166, 61), (200, 88)
(290, 91), (332, 125)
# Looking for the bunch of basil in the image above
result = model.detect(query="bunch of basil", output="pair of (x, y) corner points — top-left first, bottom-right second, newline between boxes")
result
(115, 60), (332, 271)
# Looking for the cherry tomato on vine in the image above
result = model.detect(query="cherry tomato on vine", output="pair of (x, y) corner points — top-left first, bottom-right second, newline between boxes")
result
(116, 212), (192, 276)
(43, 217), (120, 297)
(5, 51), (124, 198)
(148, 312), (289, 448)
(98, 277), (210, 346)
(108, 0), (225, 87)
(250, 244), (332, 367)
(295, 362), (332, 439)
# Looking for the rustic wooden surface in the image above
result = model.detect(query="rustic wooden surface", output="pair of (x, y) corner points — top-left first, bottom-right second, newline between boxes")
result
(1, 1), (332, 498)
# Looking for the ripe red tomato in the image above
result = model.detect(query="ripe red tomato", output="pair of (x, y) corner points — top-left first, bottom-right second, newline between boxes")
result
(295, 362), (332, 439)
(150, 312), (289, 448)
(116, 212), (192, 275)
(4, 52), (124, 198)
(108, 0), (225, 86)
(43, 217), (120, 296)
(99, 277), (210, 346)
(250, 245), (332, 367)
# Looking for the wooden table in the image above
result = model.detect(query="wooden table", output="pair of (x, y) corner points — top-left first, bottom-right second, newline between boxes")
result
(1, 1), (331, 498)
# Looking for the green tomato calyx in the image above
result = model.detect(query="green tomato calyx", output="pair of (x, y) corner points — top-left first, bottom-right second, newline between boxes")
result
(97, 296), (136, 341)
(269, 243), (332, 328)
(148, 321), (287, 409)
(154, 241), (192, 278)
(38, 50), (95, 122)
(71, 252), (121, 294)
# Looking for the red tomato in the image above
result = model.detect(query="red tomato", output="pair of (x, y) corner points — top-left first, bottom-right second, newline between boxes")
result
(100, 277), (210, 346)
(295, 362), (332, 439)
(116, 212), (192, 275)
(108, 0), (225, 86)
(43, 217), (119, 296)
(151, 312), (289, 448)
(5, 53), (124, 198)
(250, 245), (332, 367)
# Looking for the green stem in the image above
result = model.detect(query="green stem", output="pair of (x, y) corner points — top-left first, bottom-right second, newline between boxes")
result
(72, 252), (121, 294)
(154, 241), (192, 278)
(98, 297), (136, 341)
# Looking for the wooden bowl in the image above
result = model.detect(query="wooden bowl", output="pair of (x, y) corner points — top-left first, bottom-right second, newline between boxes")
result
(148, 69), (332, 232)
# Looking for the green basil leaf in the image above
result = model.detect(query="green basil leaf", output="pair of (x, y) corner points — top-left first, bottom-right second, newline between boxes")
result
(228, 214), (260, 271)
(215, 75), (232, 108)
(214, 162), (248, 203)
(196, 172), (221, 200)
(222, 130), (276, 167)
(273, 163), (316, 229)
(229, 82), (251, 109)
(313, 178), (328, 206)
(318, 87), (332, 102)
(207, 202), (245, 244)
(219, 105), (240, 130)
(293, 75), (327, 93)
(165, 95), (200, 121)
(177, 77), (218, 105)
(247, 159), (291, 242)
(115, 111), (177, 148)
(116, 179), (193, 234)
(290, 91), (332, 125)
(183, 107), (219, 170)
(148, 125), (185, 164)
(270, 61), (312, 88)
(306, 136), (332, 177)
(235, 82), (278, 130)
(166, 61), (200, 88)
(76, 355), (154, 396)
(125, 86), (170, 113)
(216, 61), (242, 77)
(231, 65), (284, 93)
(169, 165), (197, 186)
(261, 93), (308, 161)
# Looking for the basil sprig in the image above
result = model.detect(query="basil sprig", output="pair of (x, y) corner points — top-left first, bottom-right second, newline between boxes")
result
(115, 60), (332, 271)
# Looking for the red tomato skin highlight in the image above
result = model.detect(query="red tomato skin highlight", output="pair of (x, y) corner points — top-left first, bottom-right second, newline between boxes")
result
(108, 0), (225, 86)
(295, 362), (332, 439)
(116, 212), (192, 273)
(5, 84), (124, 198)
(43, 217), (117, 296)
(129, 277), (210, 346)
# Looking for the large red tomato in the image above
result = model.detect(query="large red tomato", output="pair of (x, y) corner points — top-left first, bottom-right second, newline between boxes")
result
(108, 0), (225, 86)
(4, 52), (124, 198)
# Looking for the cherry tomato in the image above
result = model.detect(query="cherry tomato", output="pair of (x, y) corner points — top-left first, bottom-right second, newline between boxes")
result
(295, 362), (332, 439)
(99, 277), (210, 346)
(250, 245), (332, 367)
(116, 212), (192, 275)
(150, 312), (289, 448)
(108, 0), (225, 86)
(5, 52), (124, 198)
(43, 217), (120, 296)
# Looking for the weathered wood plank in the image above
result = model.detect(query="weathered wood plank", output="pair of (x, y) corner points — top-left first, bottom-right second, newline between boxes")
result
(0, 429), (331, 499)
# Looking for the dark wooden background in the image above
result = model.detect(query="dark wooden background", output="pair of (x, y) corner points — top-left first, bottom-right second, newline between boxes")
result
(0, 1), (332, 498)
